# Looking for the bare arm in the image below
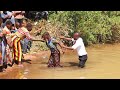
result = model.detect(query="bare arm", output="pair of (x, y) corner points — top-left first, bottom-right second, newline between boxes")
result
(53, 40), (63, 49)
(62, 45), (74, 50)
(59, 36), (72, 41)
(25, 31), (45, 42)
(34, 28), (42, 34)
(27, 36), (45, 42)
(57, 42), (63, 49)
(32, 39), (45, 42)
(52, 39), (65, 54)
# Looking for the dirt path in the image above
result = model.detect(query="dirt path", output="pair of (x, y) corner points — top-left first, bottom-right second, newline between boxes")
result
(1, 44), (120, 79)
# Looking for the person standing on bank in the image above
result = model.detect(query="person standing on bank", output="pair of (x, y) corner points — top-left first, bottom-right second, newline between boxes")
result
(60, 32), (88, 68)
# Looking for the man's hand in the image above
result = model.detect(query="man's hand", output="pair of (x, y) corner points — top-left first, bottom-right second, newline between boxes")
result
(59, 36), (72, 41)
(61, 44), (73, 50)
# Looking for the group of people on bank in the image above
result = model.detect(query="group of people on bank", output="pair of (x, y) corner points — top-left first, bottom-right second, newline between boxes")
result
(0, 11), (88, 72)
(0, 11), (32, 72)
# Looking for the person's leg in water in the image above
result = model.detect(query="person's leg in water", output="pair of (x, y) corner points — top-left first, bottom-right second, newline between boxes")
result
(54, 49), (63, 67)
(78, 55), (88, 68)
(48, 53), (54, 67)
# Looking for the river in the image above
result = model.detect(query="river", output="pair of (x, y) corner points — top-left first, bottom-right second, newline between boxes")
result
(0, 44), (120, 79)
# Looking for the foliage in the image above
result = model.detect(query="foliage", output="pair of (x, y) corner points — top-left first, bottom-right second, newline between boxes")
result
(48, 11), (120, 45)
(29, 11), (120, 53)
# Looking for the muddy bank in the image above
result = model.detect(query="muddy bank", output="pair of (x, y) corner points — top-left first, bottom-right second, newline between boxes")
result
(0, 51), (50, 79)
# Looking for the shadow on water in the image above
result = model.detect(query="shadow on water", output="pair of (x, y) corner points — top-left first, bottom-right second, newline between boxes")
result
(22, 59), (32, 64)
(68, 62), (78, 67)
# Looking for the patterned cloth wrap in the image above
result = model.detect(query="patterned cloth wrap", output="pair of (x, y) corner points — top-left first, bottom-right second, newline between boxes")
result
(6, 33), (17, 48)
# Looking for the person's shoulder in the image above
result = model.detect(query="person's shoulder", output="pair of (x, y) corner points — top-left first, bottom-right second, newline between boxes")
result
(78, 37), (83, 40)
(77, 37), (83, 42)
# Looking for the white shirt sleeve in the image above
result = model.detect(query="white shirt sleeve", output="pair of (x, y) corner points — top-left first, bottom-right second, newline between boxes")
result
(72, 39), (82, 49)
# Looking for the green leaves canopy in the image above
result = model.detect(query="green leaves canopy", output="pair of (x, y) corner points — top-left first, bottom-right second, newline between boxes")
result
(49, 11), (120, 45)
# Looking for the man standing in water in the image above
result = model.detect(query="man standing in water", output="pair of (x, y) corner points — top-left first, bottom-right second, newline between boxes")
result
(60, 32), (88, 68)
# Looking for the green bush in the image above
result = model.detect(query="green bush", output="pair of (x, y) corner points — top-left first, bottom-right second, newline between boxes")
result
(48, 11), (120, 45)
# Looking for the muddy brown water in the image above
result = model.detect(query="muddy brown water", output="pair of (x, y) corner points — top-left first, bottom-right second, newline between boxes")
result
(1, 44), (120, 79)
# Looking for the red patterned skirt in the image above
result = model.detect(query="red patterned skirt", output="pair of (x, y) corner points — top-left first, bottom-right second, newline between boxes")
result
(48, 48), (62, 67)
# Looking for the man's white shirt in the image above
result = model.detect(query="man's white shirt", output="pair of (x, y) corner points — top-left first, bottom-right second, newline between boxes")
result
(72, 37), (87, 56)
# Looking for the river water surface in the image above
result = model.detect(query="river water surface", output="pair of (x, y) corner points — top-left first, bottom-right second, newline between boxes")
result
(0, 44), (120, 79)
